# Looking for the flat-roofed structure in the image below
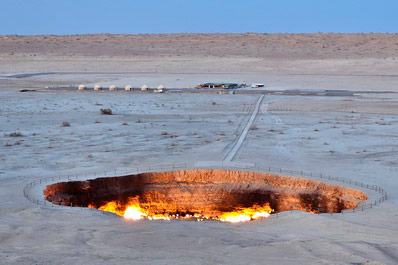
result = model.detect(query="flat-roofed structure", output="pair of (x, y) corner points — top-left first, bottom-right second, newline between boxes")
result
(196, 83), (239, 89)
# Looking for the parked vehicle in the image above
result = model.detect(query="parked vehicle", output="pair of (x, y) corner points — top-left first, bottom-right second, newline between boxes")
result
(251, 83), (265, 88)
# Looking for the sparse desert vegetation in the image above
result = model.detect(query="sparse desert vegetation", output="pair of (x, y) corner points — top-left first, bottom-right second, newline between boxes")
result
(5, 131), (23, 137)
(100, 108), (112, 115)
(1, 33), (397, 60)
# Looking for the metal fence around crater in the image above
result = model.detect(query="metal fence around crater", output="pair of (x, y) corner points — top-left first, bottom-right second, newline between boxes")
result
(22, 162), (388, 219)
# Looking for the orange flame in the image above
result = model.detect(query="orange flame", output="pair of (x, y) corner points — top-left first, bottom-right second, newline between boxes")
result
(219, 204), (273, 223)
(124, 206), (147, 220)
(96, 197), (273, 223)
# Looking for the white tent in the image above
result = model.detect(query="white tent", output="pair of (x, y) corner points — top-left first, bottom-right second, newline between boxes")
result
(109, 85), (118, 91)
(78, 84), (87, 90)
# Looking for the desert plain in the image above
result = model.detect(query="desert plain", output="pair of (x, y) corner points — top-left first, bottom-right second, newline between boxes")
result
(1, 33), (398, 264)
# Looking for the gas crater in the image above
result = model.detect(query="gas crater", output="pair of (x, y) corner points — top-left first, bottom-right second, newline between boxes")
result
(43, 169), (368, 222)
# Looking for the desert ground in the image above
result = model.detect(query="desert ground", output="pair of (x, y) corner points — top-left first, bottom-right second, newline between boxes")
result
(1, 34), (398, 264)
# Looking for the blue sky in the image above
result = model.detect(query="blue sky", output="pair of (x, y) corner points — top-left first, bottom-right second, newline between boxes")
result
(0, 0), (397, 35)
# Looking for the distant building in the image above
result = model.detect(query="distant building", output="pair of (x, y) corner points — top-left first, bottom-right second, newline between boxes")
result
(196, 83), (239, 89)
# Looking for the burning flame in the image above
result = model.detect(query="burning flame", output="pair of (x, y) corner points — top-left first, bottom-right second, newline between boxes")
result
(124, 206), (147, 220)
(219, 204), (273, 223)
(96, 197), (273, 223)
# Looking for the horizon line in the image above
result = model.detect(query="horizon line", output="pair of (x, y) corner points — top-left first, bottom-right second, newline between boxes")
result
(2, 32), (398, 37)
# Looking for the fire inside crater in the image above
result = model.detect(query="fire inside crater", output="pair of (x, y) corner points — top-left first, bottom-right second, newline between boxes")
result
(43, 169), (368, 223)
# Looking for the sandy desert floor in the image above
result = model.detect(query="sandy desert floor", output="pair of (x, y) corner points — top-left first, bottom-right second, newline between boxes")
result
(1, 34), (398, 264)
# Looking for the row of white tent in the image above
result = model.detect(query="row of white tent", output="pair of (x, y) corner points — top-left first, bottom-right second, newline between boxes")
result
(78, 84), (165, 91)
